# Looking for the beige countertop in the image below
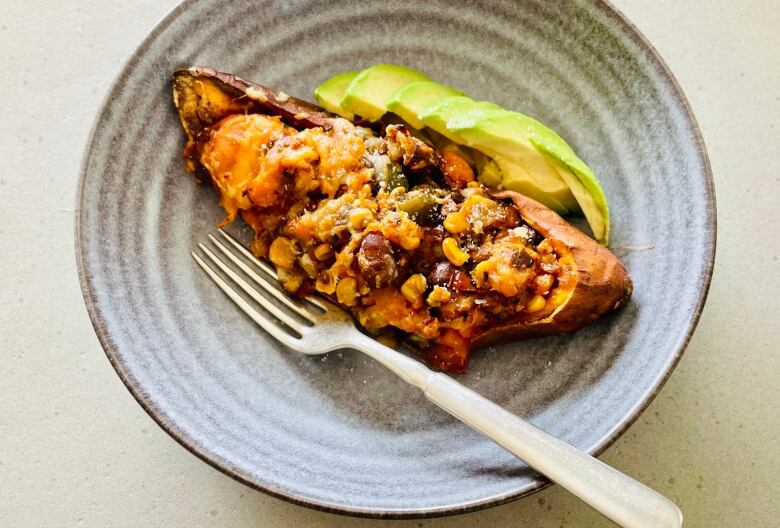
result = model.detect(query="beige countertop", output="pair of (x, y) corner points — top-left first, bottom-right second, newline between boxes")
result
(1, 1), (778, 526)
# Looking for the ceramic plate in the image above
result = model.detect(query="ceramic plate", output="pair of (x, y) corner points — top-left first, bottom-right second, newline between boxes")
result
(76, 0), (715, 518)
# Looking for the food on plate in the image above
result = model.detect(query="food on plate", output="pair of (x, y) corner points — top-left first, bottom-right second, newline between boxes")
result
(385, 81), (464, 129)
(339, 64), (431, 122)
(320, 65), (610, 243)
(314, 70), (359, 120)
(173, 66), (631, 372)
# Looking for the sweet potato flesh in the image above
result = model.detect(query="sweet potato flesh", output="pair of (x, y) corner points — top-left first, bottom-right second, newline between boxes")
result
(190, 112), (576, 372)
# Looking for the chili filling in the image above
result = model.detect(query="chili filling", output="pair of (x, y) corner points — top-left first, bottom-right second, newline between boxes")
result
(190, 113), (576, 372)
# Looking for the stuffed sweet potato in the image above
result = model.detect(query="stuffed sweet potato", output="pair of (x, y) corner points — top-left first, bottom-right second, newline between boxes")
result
(172, 67), (632, 372)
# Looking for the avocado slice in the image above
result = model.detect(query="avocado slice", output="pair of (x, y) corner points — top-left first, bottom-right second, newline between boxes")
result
(474, 155), (502, 187)
(493, 156), (576, 213)
(340, 64), (430, 121)
(314, 71), (359, 119)
(417, 96), (502, 143)
(530, 130), (610, 244)
(386, 81), (463, 129)
(429, 103), (574, 214)
(449, 110), (608, 243)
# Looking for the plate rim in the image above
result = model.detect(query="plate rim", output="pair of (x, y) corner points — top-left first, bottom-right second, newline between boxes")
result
(74, 0), (716, 518)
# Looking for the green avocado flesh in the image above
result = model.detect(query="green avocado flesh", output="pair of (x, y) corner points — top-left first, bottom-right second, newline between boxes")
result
(386, 81), (463, 129)
(339, 64), (430, 122)
(315, 64), (610, 243)
(421, 99), (576, 215)
(529, 126), (609, 243)
(450, 111), (608, 243)
(417, 96), (502, 142)
(314, 71), (359, 119)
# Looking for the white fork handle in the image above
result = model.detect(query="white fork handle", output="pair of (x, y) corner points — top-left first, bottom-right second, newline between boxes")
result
(355, 334), (683, 528)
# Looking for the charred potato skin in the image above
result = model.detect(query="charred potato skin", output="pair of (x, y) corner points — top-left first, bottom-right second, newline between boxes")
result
(172, 67), (334, 156)
(470, 190), (632, 349)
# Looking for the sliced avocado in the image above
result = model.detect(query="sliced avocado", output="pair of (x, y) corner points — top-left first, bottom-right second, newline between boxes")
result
(474, 155), (502, 187)
(492, 156), (574, 213)
(417, 96), (502, 143)
(422, 128), (457, 151)
(340, 64), (430, 121)
(314, 71), (359, 119)
(530, 130), (610, 244)
(449, 110), (608, 243)
(386, 81), (463, 129)
(475, 147), (573, 211)
(445, 108), (577, 214)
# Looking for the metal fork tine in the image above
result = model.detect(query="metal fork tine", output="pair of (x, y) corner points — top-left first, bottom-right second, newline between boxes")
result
(192, 252), (301, 349)
(217, 229), (329, 311)
(217, 228), (277, 279)
(303, 295), (327, 310)
(198, 244), (308, 333)
(208, 234), (317, 323)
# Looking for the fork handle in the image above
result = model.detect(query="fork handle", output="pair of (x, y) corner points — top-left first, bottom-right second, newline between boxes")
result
(355, 335), (682, 528)
(424, 373), (682, 528)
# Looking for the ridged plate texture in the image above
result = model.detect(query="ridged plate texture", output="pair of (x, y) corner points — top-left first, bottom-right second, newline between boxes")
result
(76, 0), (715, 517)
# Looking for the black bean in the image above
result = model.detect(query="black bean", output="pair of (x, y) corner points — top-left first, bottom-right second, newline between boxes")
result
(357, 232), (398, 288)
(429, 261), (455, 286)
(511, 250), (534, 269)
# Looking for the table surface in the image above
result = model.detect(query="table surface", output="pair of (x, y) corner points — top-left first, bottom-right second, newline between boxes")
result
(2, 1), (778, 526)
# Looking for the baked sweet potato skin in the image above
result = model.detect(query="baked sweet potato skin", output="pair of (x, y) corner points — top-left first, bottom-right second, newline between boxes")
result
(172, 67), (334, 144)
(470, 190), (632, 348)
(171, 67), (632, 352)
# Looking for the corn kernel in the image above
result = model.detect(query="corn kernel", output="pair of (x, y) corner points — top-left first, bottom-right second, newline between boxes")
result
(443, 212), (468, 233)
(526, 294), (547, 313)
(336, 277), (359, 306)
(426, 285), (452, 307)
(442, 237), (469, 266)
(399, 232), (421, 250)
(471, 261), (491, 285)
(348, 208), (374, 231)
(549, 287), (570, 307)
(269, 237), (297, 268)
(277, 267), (303, 293)
(401, 274), (428, 307)
(313, 243), (333, 261)
(315, 272), (337, 295)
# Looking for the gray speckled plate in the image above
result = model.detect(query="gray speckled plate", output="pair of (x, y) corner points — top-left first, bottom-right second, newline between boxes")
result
(75, 0), (715, 518)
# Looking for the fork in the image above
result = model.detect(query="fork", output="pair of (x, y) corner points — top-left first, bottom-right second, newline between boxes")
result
(193, 229), (683, 528)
